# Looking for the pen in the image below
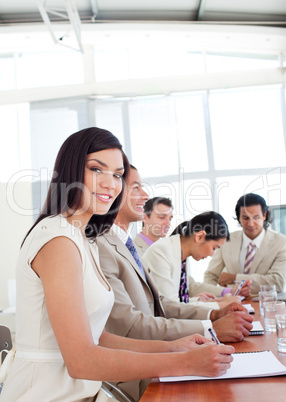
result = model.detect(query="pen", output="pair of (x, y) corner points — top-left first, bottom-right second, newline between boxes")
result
(234, 279), (245, 296)
(208, 327), (221, 344)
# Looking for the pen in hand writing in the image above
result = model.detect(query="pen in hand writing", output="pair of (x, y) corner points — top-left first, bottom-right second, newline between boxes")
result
(208, 327), (221, 344)
(234, 279), (245, 296)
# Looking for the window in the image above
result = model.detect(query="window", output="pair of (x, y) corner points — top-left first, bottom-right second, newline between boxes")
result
(210, 86), (286, 170)
(216, 171), (286, 233)
(94, 101), (125, 147)
(174, 93), (209, 172)
(128, 96), (179, 177)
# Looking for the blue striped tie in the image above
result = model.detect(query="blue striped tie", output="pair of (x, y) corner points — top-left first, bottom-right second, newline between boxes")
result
(126, 237), (146, 280)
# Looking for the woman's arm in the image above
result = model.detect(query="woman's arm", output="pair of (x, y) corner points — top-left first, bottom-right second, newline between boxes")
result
(99, 330), (212, 353)
(32, 236), (234, 382)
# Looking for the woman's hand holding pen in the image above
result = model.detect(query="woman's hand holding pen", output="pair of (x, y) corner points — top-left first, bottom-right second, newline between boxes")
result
(196, 292), (216, 301)
(182, 343), (235, 377)
(231, 279), (252, 297)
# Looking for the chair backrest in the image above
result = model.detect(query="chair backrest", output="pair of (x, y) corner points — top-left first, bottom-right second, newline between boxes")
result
(0, 326), (12, 364)
(101, 381), (134, 402)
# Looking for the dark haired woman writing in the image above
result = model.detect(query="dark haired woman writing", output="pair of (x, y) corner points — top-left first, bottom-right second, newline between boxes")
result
(1, 129), (234, 402)
(143, 211), (251, 307)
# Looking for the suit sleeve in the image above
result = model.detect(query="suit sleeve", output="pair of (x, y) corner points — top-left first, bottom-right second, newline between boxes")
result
(142, 245), (180, 302)
(204, 247), (226, 285)
(98, 239), (209, 341)
(188, 276), (225, 298)
(235, 235), (286, 293)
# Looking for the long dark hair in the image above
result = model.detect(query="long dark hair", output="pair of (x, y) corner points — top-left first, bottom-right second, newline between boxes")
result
(23, 127), (130, 244)
(171, 211), (230, 241)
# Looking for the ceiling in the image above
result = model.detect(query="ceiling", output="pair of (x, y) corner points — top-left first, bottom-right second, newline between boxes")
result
(1, 0), (286, 26)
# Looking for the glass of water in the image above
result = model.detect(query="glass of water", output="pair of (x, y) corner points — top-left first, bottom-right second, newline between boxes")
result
(260, 284), (276, 293)
(259, 290), (277, 317)
(276, 314), (286, 353)
(264, 301), (285, 332)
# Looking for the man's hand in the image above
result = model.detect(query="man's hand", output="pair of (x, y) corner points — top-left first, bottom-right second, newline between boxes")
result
(210, 302), (247, 321)
(217, 295), (242, 309)
(218, 272), (236, 286)
(197, 292), (216, 301)
(212, 311), (254, 342)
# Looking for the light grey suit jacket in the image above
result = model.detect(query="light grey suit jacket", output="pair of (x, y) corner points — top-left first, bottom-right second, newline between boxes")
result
(97, 230), (212, 340)
(142, 234), (225, 300)
(133, 233), (150, 259)
(204, 229), (286, 294)
(97, 230), (212, 401)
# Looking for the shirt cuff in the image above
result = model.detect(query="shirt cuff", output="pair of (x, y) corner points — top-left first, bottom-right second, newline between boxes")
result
(202, 320), (213, 340)
(221, 287), (232, 296)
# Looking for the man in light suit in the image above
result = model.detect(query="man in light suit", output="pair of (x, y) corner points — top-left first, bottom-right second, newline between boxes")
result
(133, 196), (173, 258)
(97, 166), (253, 401)
(204, 193), (286, 295)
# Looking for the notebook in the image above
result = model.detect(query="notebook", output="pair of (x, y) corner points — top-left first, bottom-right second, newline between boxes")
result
(249, 320), (264, 335)
(159, 351), (286, 382)
(244, 303), (255, 314)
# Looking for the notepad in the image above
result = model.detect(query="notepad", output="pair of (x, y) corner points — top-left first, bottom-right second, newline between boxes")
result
(243, 303), (255, 314)
(159, 351), (286, 382)
(249, 320), (264, 335)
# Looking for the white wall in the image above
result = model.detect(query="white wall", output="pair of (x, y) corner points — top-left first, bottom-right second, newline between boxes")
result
(0, 181), (33, 309)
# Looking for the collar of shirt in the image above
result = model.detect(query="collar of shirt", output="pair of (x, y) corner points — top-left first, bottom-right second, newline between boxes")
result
(138, 232), (154, 247)
(242, 228), (265, 250)
(112, 224), (129, 244)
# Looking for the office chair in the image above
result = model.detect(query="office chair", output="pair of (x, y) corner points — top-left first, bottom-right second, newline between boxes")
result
(0, 325), (13, 394)
(101, 381), (134, 402)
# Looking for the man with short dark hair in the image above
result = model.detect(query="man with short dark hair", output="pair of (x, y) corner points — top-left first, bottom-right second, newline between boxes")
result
(133, 196), (173, 258)
(96, 167), (253, 400)
(204, 193), (286, 294)
(97, 167), (252, 342)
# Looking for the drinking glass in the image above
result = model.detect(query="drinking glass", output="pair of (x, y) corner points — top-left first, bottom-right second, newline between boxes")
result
(259, 290), (277, 316)
(264, 301), (285, 332)
(260, 284), (276, 293)
(276, 314), (286, 353)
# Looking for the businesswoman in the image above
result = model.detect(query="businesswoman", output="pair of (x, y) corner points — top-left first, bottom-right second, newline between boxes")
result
(143, 211), (251, 306)
(0, 128), (234, 401)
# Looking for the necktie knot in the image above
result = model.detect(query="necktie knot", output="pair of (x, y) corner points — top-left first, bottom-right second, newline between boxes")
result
(126, 237), (146, 280)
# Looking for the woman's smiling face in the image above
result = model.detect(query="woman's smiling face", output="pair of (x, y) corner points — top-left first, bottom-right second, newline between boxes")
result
(80, 148), (124, 219)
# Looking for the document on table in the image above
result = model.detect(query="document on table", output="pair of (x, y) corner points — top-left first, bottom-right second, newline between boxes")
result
(243, 303), (255, 314)
(159, 351), (286, 382)
(249, 320), (264, 335)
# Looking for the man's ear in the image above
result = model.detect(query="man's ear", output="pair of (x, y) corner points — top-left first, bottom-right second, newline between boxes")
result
(263, 210), (267, 221)
(194, 230), (207, 243)
(142, 213), (148, 225)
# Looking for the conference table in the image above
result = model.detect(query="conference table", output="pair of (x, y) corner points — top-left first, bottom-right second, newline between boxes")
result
(141, 300), (286, 402)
